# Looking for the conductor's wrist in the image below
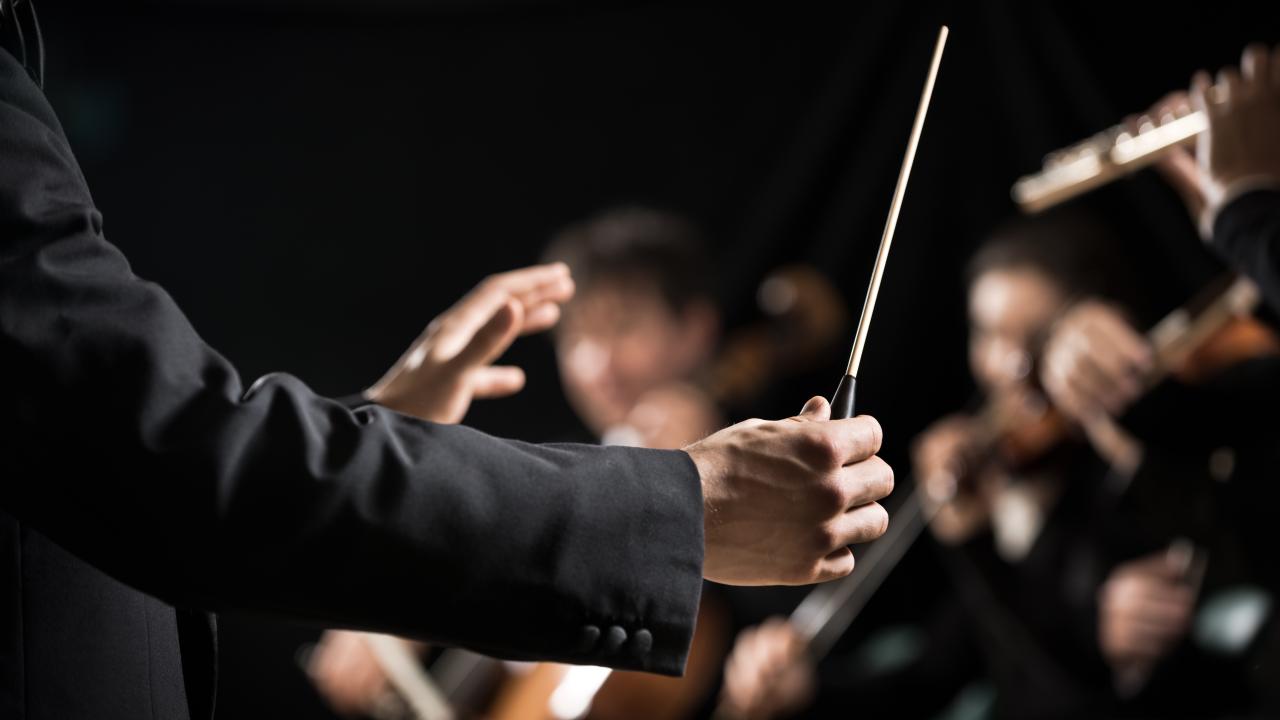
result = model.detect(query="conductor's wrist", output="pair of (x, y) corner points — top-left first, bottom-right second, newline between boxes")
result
(683, 445), (726, 540)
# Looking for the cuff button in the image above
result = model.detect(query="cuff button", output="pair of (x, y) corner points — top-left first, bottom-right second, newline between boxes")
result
(632, 628), (653, 655)
(603, 625), (627, 653)
(577, 625), (601, 653)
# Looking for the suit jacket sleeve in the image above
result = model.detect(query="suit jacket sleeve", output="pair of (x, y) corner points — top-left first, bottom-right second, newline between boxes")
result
(1211, 189), (1280, 313)
(0, 49), (703, 675)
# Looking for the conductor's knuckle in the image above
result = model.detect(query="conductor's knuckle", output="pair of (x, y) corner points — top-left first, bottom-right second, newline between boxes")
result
(860, 503), (890, 541)
(814, 522), (841, 552)
(862, 416), (884, 454)
(803, 428), (843, 469)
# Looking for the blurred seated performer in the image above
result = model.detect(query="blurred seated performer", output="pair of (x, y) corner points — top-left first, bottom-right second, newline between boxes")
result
(309, 208), (733, 718)
(1042, 272), (1280, 715)
(720, 212), (1136, 720)
(311, 209), (854, 719)
(718, 210), (1266, 719)
(1043, 46), (1280, 713)
(0, 14), (896, 720)
(546, 208), (724, 450)
(1156, 44), (1280, 310)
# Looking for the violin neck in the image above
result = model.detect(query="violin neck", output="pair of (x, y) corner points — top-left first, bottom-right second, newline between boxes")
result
(1147, 274), (1261, 377)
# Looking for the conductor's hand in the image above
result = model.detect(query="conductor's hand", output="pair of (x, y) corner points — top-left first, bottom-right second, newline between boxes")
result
(686, 396), (892, 586)
(366, 263), (574, 423)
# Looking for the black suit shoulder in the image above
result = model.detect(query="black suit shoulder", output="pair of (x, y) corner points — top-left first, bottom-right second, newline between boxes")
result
(1211, 189), (1280, 312)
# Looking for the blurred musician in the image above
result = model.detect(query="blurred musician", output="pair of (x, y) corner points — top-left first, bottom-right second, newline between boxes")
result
(1041, 266), (1280, 716)
(720, 211), (1143, 720)
(1042, 43), (1280, 714)
(544, 207), (724, 451)
(719, 207), (1279, 719)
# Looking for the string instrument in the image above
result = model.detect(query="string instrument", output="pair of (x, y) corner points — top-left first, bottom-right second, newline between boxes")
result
(707, 264), (851, 411)
(783, 273), (1280, 668)
(1012, 104), (1210, 213)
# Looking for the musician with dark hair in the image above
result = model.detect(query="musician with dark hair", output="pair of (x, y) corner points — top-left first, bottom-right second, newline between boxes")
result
(307, 207), (731, 718)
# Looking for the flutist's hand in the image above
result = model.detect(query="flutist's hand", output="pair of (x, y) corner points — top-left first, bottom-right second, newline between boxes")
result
(687, 396), (892, 586)
(720, 618), (815, 720)
(366, 263), (574, 423)
(1157, 44), (1280, 235)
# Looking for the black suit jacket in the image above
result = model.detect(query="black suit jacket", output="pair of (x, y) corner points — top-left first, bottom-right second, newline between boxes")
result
(1212, 188), (1280, 312)
(0, 45), (704, 720)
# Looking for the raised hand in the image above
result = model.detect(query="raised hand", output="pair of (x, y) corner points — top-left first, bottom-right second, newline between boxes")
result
(366, 263), (574, 423)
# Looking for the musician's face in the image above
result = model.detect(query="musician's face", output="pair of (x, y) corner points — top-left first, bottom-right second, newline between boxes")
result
(968, 267), (1063, 395)
(555, 280), (717, 437)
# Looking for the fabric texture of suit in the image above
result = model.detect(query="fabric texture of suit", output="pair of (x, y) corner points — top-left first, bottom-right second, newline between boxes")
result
(0, 36), (704, 720)
(1212, 189), (1280, 312)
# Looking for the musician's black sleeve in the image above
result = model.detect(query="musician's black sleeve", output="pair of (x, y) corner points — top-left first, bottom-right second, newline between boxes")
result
(0, 48), (703, 674)
(1211, 189), (1280, 313)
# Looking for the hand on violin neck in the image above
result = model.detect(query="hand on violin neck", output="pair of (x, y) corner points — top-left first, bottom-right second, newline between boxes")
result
(1040, 300), (1153, 423)
(912, 414), (993, 544)
(686, 396), (893, 586)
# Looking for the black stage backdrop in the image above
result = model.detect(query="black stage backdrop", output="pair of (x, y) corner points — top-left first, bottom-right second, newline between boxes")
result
(32, 1), (1280, 717)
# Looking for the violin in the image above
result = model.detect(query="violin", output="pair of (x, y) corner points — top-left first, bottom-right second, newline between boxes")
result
(783, 272), (1280, 668)
(960, 274), (1280, 478)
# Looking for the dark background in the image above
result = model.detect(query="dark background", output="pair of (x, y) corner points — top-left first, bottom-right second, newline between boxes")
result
(33, 0), (1280, 716)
